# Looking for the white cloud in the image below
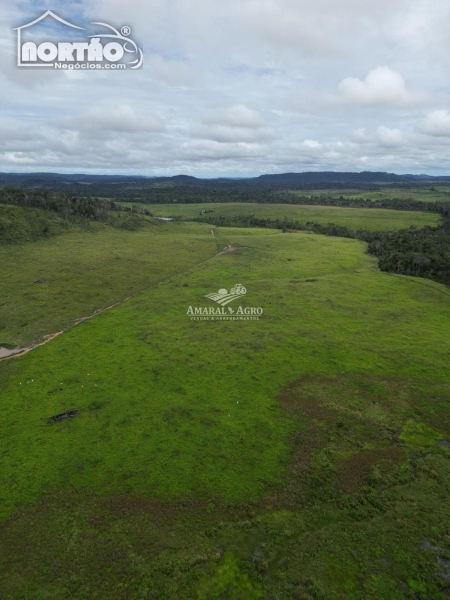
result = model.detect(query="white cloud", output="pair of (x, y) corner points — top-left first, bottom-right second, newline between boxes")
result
(147, 56), (197, 86)
(179, 139), (265, 160)
(231, 0), (342, 58)
(193, 125), (275, 143)
(287, 67), (434, 114)
(88, 0), (415, 62)
(61, 105), (165, 138)
(337, 67), (427, 107)
(192, 104), (276, 143)
(376, 126), (404, 147)
(350, 126), (404, 148)
(3, 152), (37, 164)
(350, 128), (373, 144)
(302, 139), (322, 149)
(204, 105), (266, 129)
(417, 110), (450, 137)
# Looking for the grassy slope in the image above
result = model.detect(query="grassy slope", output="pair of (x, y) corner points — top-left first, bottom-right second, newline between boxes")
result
(131, 202), (440, 231)
(0, 226), (450, 598)
(0, 204), (70, 243)
(0, 222), (217, 347)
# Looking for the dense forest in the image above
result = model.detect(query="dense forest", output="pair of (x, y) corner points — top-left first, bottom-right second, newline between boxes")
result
(0, 179), (384, 203)
(0, 187), (151, 222)
(196, 214), (450, 287)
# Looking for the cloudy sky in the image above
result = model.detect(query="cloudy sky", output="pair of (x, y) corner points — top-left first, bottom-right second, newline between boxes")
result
(1, 0), (450, 176)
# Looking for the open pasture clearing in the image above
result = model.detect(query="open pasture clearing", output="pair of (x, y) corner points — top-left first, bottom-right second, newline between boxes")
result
(0, 222), (217, 348)
(0, 225), (450, 598)
(288, 186), (450, 204)
(131, 202), (440, 231)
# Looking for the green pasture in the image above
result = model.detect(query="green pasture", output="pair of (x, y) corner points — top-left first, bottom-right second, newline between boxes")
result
(127, 202), (440, 231)
(0, 224), (449, 598)
(289, 186), (450, 203)
(0, 221), (217, 347)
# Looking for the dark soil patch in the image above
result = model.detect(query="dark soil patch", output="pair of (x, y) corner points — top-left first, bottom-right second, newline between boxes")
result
(48, 410), (79, 423)
(270, 374), (410, 508)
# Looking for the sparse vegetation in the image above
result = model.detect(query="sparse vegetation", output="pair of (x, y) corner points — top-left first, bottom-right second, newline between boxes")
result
(0, 188), (153, 244)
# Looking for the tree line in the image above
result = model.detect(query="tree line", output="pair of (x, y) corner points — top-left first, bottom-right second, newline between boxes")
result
(0, 187), (152, 225)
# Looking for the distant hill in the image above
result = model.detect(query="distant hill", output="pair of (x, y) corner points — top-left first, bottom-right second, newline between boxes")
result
(1, 171), (450, 187)
(0, 173), (143, 187)
(150, 175), (200, 184)
(255, 171), (411, 184)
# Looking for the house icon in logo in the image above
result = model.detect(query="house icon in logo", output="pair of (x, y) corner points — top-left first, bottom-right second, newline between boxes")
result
(12, 11), (85, 67)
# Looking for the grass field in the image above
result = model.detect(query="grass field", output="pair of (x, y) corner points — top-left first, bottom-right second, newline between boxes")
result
(289, 187), (450, 203)
(126, 202), (440, 231)
(0, 221), (217, 347)
(0, 223), (450, 599)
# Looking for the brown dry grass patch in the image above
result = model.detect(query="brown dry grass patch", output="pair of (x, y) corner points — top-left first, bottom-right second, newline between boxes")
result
(336, 447), (403, 492)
